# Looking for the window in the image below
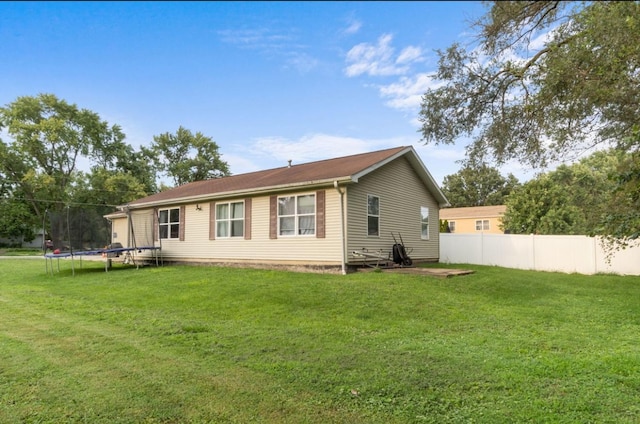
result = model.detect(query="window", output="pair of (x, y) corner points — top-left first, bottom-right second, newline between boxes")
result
(367, 195), (380, 236)
(475, 219), (490, 231)
(159, 208), (180, 239)
(278, 194), (315, 236)
(448, 221), (456, 233)
(421, 207), (429, 239)
(216, 201), (244, 238)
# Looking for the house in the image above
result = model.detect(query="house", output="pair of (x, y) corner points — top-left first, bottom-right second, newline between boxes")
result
(439, 205), (507, 234)
(105, 146), (449, 273)
(0, 229), (46, 249)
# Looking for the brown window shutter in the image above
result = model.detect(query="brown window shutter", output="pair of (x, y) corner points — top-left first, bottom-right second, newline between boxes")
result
(269, 195), (277, 239)
(316, 190), (325, 238)
(153, 208), (158, 242)
(244, 198), (252, 240)
(209, 202), (216, 240)
(179, 205), (185, 241)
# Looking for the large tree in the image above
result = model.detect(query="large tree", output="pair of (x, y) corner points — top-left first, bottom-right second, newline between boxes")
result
(143, 126), (230, 187)
(0, 197), (37, 243)
(0, 93), (127, 219)
(501, 149), (622, 235)
(441, 164), (519, 207)
(601, 131), (640, 246)
(501, 175), (582, 235)
(0, 94), (158, 248)
(419, 1), (639, 240)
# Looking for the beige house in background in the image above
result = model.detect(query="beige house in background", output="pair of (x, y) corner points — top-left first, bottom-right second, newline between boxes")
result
(105, 146), (449, 273)
(440, 205), (507, 234)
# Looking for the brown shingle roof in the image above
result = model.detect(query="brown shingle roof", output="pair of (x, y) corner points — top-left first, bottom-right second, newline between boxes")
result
(439, 205), (506, 220)
(127, 146), (417, 208)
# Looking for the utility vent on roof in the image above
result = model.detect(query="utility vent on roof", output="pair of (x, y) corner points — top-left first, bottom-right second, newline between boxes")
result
(288, 159), (292, 168)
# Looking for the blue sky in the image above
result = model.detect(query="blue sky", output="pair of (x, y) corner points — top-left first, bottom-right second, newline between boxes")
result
(1, 1), (536, 185)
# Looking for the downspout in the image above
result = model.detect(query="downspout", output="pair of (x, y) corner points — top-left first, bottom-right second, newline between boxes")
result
(125, 205), (132, 249)
(334, 181), (347, 275)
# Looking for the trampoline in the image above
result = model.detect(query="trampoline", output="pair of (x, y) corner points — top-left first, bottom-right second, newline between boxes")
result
(43, 206), (162, 276)
(44, 245), (161, 275)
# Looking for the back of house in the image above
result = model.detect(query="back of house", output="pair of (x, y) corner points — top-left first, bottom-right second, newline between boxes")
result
(105, 146), (449, 272)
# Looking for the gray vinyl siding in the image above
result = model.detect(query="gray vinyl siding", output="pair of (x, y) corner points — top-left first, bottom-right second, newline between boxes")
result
(345, 156), (440, 263)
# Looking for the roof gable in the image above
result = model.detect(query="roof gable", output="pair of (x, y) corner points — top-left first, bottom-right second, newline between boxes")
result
(125, 146), (448, 208)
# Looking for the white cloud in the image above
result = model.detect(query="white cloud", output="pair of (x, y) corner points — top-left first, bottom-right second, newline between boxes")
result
(250, 133), (378, 164)
(396, 46), (423, 65)
(223, 153), (264, 175)
(344, 19), (362, 35)
(218, 27), (318, 73)
(498, 159), (538, 182)
(285, 52), (319, 73)
(344, 33), (422, 77)
(378, 72), (441, 112)
(529, 28), (553, 51)
(413, 144), (467, 184)
(217, 28), (293, 49)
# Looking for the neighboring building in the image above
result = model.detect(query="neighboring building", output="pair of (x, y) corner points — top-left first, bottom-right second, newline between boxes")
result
(105, 146), (449, 272)
(440, 205), (507, 234)
(0, 229), (45, 249)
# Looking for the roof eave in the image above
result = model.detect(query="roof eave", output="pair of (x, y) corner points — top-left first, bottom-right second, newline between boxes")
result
(119, 176), (355, 210)
(351, 146), (450, 208)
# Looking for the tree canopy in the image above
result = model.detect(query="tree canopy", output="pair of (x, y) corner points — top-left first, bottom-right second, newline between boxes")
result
(441, 164), (519, 207)
(0, 94), (130, 218)
(143, 126), (230, 187)
(420, 1), (639, 241)
(0, 94), (229, 245)
(501, 149), (623, 235)
(420, 1), (639, 166)
(600, 132), (640, 245)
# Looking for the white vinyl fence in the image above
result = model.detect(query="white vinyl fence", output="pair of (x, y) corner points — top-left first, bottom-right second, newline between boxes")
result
(440, 233), (640, 276)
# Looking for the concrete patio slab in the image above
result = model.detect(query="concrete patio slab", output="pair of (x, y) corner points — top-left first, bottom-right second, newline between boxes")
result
(357, 266), (474, 278)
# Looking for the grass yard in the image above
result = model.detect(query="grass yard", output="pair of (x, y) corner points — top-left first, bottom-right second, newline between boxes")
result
(0, 248), (43, 256)
(1, 259), (639, 423)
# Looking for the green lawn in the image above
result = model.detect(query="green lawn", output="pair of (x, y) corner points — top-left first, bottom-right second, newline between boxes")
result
(1, 259), (639, 423)
(0, 248), (43, 256)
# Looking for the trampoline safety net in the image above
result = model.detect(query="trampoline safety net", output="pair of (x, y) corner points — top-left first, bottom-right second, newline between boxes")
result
(44, 207), (161, 275)
(46, 207), (157, 253)
(47, 207), (111, 253)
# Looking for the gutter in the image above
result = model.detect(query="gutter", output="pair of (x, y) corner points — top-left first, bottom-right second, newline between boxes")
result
(119, 176), (354, 211)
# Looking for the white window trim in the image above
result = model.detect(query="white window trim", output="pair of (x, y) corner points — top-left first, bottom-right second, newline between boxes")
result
(367, 194), (380, 237)
(215, 201), (244, 238)
(449, 221), (456, 233)
(159, 207), (180, 240)
(421, 206), (429, 240)
(475, 219), (490, 231)
(277, 193), (316, 237)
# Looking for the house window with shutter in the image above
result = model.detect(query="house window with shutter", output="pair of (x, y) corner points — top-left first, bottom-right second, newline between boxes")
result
(216, 201), (244, 238)
(278, 194), (315, 236)
(159, 208), (180, 239)
(367, 195), (380, 237)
